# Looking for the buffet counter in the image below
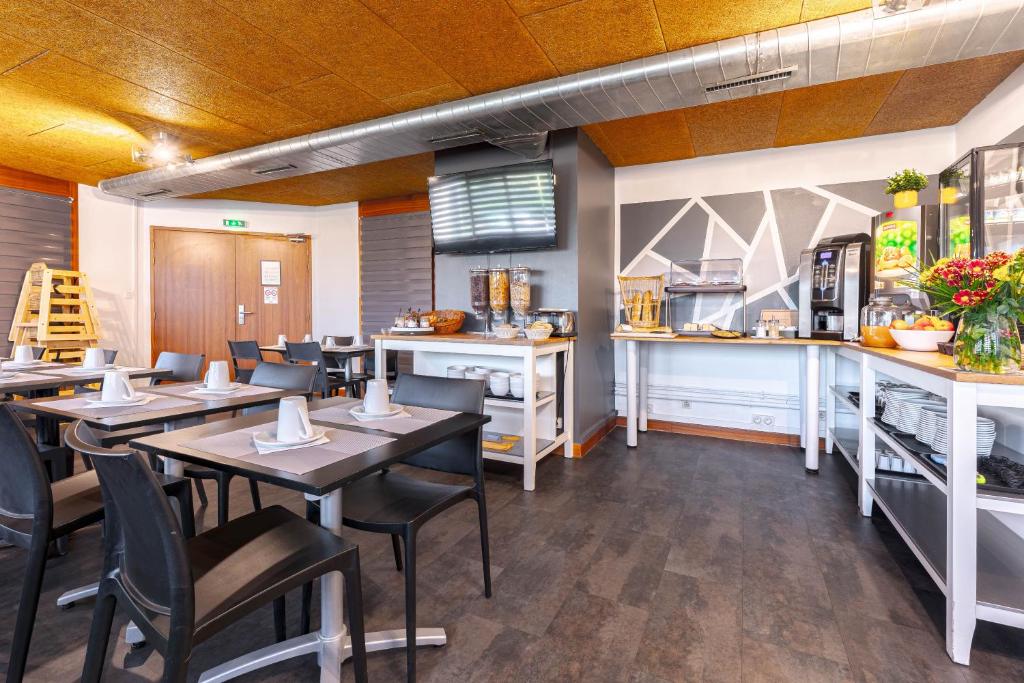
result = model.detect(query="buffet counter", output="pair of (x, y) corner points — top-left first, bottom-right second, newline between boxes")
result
(373, 333), (574, 491)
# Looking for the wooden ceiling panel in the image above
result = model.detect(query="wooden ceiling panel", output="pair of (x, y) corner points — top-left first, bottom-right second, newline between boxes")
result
(361, 0), (559, 93)
(0, 0), (312, 133)
(521, 0), (665, 75)
(685, 93), (784, 157)
(654, 0), (803, 51)
(69, 0), (329, 94)
(865, 51), (1024, 136)
(774, 72), (902, 148)
(0, 32), (44, 72)
(506, 0), (576, 14)
(582, 110), (693, 166)
(270, 75), (393, 128)
(800, 0), (872, 21)
(227, 0), (453, 101)
(383, 82), (472, 113)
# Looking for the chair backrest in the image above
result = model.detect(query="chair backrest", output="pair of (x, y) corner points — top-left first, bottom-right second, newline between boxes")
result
(0, 405), (52, 544)
(65, 420), (193, 623)
(249, 361), (317, 393)
(321, 335), (353, 347)
(228, 340), (263, 362)
(365, 350), (398, 377)
(102, 348), (118, 365)
(284, 341), (328, 394)
(153, 351), (205, 384)
(391, 373), (484, 476)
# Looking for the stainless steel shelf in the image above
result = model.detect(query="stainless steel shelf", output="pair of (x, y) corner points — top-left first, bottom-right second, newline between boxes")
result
(665, 284), (746, 294)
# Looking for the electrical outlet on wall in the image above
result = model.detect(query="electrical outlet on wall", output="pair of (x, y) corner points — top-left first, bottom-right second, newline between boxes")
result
(752, 413), (774, 427)
(680, 400), (691, 409)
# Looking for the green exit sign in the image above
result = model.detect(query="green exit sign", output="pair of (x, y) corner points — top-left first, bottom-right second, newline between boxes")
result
(223, 219), (247, 228)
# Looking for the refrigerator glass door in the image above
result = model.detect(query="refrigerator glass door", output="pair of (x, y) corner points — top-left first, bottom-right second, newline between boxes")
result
(940, 156), (971, 259)
(980, 146), (1024, 255)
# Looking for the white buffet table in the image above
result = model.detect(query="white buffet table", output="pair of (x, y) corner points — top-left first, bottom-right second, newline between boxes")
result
(373, 333), (574, 491)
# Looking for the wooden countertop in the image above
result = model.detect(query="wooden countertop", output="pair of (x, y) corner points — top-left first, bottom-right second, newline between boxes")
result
(609, 333), (840, 346)
(844, 343), (1024, 386)
(373, 332), (570, 347)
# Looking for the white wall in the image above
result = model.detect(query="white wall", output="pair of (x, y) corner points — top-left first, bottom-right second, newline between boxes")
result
(77, 186), (359, 365)
(955, 63), (1024, 156)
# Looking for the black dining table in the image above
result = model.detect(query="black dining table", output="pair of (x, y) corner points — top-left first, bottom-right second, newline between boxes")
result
(128, 395), (490, 683)
(259, 343), (373, 381)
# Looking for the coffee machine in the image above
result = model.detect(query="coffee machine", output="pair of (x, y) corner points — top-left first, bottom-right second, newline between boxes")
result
(798, 234), (872, 341)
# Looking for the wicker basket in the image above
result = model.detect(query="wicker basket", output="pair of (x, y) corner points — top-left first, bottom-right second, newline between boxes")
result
(618, 275), (664, 329)
(426, 309), (465, 334)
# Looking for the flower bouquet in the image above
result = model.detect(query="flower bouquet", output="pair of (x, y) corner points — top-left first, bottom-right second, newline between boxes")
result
(905, 250), (1024, 373)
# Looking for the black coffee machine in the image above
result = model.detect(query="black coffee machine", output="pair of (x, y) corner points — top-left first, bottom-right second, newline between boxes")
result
(797, 234), (872, 341)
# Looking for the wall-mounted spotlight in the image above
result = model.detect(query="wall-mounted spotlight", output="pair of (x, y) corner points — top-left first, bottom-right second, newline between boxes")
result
(132, 132), (193, 167)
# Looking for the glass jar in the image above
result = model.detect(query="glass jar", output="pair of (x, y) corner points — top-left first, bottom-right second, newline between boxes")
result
(510, 266), (531, 320)
(859, 296), (901, 348)
(954, 311), (1022, 374)
(488, 267), (509, 326)
(469, 267), (489, 318)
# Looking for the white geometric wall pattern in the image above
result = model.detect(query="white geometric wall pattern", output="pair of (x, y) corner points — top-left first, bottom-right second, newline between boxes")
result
(617, 177), (937, 330)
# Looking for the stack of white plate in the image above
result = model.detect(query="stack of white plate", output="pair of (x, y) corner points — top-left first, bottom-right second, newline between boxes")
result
(881, 388), (930, 427)
(930, 416), (996, 457)
(447, 365), (467, 379)
(488, 371), (511, 397)
(915, 406), (946, 447)
(897, 397), (946, 434)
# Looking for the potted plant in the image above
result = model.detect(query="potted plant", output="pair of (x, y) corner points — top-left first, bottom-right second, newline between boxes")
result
(938, 167), (966, 205)
(905, 250), (1024, 373)
(885, 169), (929, 209)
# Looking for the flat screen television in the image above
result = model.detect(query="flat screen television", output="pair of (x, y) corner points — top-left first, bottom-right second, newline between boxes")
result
(429, 159), (557, 254)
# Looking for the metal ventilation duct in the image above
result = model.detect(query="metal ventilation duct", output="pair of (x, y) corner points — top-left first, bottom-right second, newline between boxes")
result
(99, 0), (1024, 201)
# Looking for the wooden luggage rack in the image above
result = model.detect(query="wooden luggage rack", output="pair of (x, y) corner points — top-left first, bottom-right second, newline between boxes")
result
(8, 262), (102, 362)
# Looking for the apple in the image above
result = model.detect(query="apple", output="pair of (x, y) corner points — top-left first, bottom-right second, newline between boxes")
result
(890, 319), (910, 330)
(938, 320), (954, 331)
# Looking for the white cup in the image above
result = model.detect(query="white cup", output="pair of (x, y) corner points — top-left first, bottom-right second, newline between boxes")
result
(303, 333), (314, 343)
(277, 334), (288, 346)
(363, 379), (390, 415)
(277, 396), (314, 443)
(83, 347), (106, 369)
(13, 345), (33, 363)
(354, 334), (364, 346)
(325, 336), (336, 348)
(489, 372), (510, 397)
(101, 370), (136, 403)
(204, 360), (230, 390)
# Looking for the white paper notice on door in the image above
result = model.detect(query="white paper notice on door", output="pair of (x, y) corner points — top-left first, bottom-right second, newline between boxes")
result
(261, 260), (281, 285)
(263, 286), (279, 304)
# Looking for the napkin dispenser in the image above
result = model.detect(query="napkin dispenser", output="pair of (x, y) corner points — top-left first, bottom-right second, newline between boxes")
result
(526, 309), (576, 337)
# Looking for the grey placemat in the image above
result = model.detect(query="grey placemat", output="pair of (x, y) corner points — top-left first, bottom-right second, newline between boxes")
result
(42, 393), (199, 418)
(183, 422), (396, 475)
(0, 372), (54, 386)
(37, 365), (147, 378)
(150, 383), (281, 399)
(310, 401), (458, 434)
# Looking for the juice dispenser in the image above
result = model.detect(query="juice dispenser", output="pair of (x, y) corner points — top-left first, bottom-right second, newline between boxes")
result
(870, 205), (939, 309)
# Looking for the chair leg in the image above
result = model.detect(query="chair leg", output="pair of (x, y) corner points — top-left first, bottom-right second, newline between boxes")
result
(7, 535), (48, 683)
(81, 589), (117, 683)
(216, 473), (231, 527)
(273, 597), (287, 643)
(343, 552), (368, 683)
(391, 534), (403, 572)
(402, 530), (417, 683)
(173, 485), (196, 539)
(476, 496), (492, 598)
(193, 478), (209, 507)
(248, 478), (262, 511)
(300, 582), (313, 636)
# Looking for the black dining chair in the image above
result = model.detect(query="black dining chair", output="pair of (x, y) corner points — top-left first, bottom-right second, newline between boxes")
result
(300, 373), (491, 682)
(364, 350), (399, 383)
(66, 420), (368, 683)
(184, 361), (318, 527)
(0, 405), (195, 683)
(227, 340), (263, 384)
(285, 341), (361, 399)
(321, 335), (354, 347)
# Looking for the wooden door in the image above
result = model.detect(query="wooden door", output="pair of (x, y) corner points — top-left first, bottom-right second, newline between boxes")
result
(235, 234), (311, 345)
(151, 228), (311, 370)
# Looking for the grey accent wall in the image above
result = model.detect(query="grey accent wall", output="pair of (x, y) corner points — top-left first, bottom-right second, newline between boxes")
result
(0, 187), (72, 357)
(433, 129), (616, 442)
(359, 211), (433, 338)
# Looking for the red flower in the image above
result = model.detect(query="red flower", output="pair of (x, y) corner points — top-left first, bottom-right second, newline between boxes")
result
(952, 289), (974, 306)
(986, 251), (1011, 266)
(966, 259), (987, 276)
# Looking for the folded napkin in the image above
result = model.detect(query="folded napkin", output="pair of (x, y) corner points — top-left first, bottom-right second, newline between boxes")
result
(350, 408), (411, 422)
(253, 432), (330, 455)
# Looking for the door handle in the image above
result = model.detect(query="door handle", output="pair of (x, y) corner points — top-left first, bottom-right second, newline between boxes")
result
(238, 305), (254, 325)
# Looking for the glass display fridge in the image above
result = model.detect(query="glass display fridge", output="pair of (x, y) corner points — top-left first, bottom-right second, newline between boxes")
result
(940, 143), (1024, 259)
(870, 205), (939, 309)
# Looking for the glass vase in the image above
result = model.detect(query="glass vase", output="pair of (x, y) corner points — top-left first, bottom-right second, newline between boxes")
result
(953, 312), (1022, 374)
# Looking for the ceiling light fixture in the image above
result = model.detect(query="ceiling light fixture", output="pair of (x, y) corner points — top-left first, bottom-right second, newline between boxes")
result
(132, 132), (193, 167)
(872, 0), (928, 18)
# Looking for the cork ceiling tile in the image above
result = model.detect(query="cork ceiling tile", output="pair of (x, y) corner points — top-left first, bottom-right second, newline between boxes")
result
(506, 0), (577, 15)
(69, 0), (329, 94)
(521, 0), (665, 75)
(0, 82), (70, 136)
(270, 75), (393, 128)
(223, 0), (452, 100)
(800, 0), (872, 21)
(0, 0), (313, 133)
(774, 72), (903, 148)
(654, 0), (803, 50)
(360, 0), (559, 93)
(865, 51), (1024, 136)
(384, 82), (471, 113)
(583, 109), (694, 166)
(684, 93), (784, 157)
(0, 33), (45, 73)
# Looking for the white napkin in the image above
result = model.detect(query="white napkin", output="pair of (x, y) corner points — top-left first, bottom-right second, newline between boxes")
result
(87, 393), (159, 408)
(253, 433), (330, 455)
(188, 386), (241, 397)
(350, 408), (411, 422)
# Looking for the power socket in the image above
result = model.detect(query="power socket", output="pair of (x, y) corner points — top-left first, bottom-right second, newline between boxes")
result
(752, 413), (774, 426)
(680, 400), (691, 409)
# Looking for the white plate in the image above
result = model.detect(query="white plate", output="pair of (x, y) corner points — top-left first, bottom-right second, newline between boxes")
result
(389, 326), (434, 335)
(350, 404), (404, 420)
(2, 361), (43, 370)
(0, 372), (20, 380)
(252, 427), (327, 449)
(193, 382), (243, 394)
(84, 395), (150, 408)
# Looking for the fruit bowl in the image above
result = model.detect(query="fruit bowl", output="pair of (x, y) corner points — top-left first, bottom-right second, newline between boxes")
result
(890, 329), (955, 352)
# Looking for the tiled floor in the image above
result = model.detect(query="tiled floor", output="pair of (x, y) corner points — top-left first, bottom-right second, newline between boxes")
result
(3, 428), (1024, 681)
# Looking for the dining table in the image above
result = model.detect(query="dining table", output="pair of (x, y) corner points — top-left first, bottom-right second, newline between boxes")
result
(128, 395), (490, 683)
(259, 343), (373, 381)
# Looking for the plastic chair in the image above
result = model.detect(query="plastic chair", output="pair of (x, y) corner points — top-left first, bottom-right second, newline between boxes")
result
(66, 420), (367, 683)
(301, 373), (491, 682)
(227, 340), (262, 384)
(284, 341), (361, 399)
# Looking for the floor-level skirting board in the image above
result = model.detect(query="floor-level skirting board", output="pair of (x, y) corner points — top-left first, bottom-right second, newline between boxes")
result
(613, 417), (826, 449)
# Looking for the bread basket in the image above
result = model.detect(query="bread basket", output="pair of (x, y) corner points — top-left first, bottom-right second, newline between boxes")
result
(425, 309), (465, 335)
(525, 326), (553, 340)
(493, 325), (520, 339)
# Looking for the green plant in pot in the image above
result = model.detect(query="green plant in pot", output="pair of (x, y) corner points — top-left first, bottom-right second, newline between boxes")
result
(885, 169), (929, 209)
(904, 250), (1024, 374)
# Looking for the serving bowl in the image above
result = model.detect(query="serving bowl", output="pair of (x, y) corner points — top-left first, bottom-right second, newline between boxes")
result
(890, 329), (954, 352)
